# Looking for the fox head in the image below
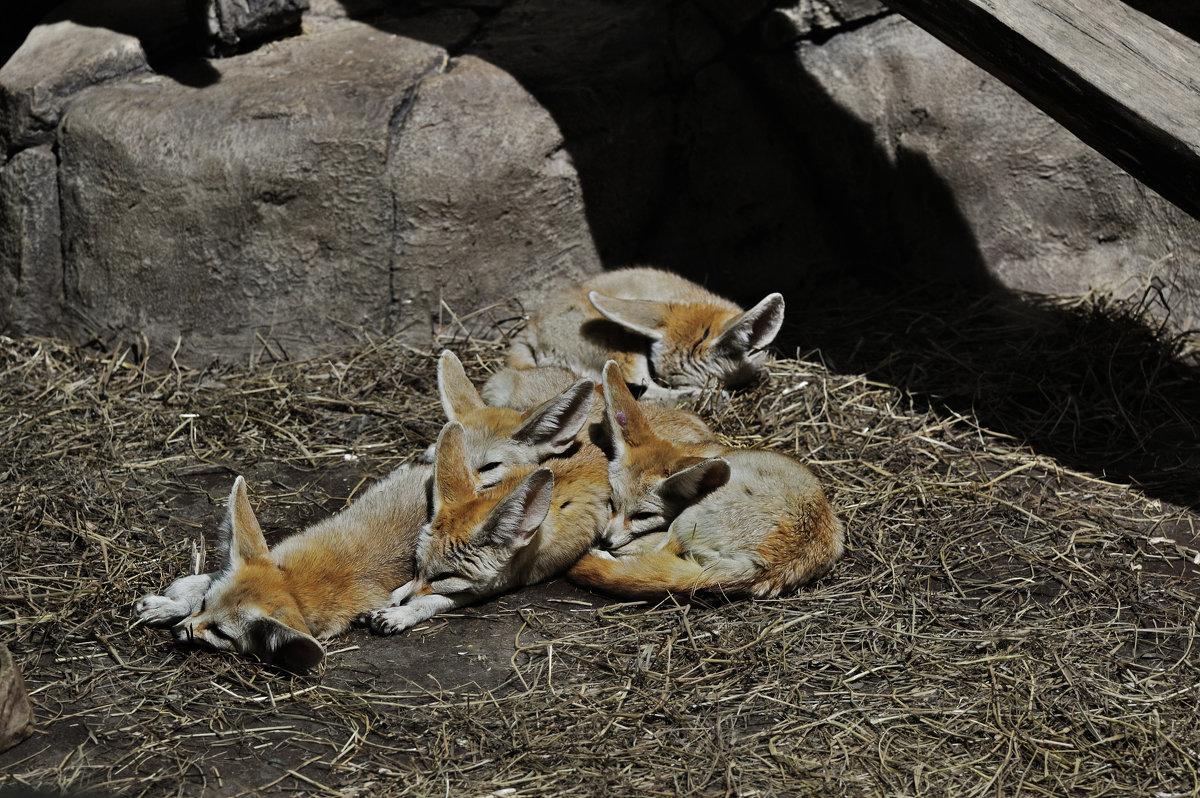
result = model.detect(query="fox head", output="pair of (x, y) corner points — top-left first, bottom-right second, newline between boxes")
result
(171, 477), (324, 673)
(400, 421), (556, 604)
(599, 361), (731, 548)
(437, 349), (595, 487)
(588, 291), (784, 389)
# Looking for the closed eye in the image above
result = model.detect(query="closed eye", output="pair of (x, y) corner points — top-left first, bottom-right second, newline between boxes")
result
(631, 511), (658, 522)
(208, 624), (235, 642)
(478, 462), (501, 473)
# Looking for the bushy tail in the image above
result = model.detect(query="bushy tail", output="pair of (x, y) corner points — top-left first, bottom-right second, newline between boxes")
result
(571, 505), (846, 600)
(568, 543), (752, 600)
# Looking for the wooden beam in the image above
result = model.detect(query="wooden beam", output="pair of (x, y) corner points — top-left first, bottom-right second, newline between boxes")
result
(880, 0), (1200, 220)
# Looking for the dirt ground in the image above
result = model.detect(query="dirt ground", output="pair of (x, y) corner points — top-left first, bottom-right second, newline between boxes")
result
(1, 454), (614, 797)
(2, 288), (1200, 796)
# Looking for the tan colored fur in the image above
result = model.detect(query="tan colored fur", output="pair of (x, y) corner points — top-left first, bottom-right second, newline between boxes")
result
(431, 351), (597, 487)
(567, 361), (844, 599)
(137, 465), (431, 670)
(478, 363), (717, 446)
(369, 420), (610, 634)
(507, 267), (785, 402)
(439, 351), (717, 476)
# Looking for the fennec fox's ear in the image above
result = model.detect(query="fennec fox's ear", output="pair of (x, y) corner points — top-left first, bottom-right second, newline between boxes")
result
(714, 293), (785, 354)
(481, 468), (555, 549)
(433, 421), (476, 510)
(588, 292), (667, 341)
(511, 379), (596, 456)
(601, 360), (655, 455)
(217, 476), (271, 572)
(437, 349), (486, 421)
(248, 617), (324, 673)
(661, 457), (732, 502)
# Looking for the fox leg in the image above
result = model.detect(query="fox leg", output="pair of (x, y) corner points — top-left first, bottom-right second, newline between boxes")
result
(135, 573), (213, 626)
(368, 593), (464, 635)
(507, 339), (538, 370)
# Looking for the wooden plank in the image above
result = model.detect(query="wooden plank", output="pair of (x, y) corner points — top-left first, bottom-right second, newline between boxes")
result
(881, 0), (1200, 220)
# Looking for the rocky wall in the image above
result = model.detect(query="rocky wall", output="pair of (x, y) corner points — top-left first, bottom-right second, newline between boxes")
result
(2, 0), (1197, 364)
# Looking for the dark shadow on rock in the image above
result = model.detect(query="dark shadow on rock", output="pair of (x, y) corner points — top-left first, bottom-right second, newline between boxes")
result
(351, 0), (1200, 512)
(2, 5), (64, 70)
(4, 0), (223, 88)
(1123, 0), (1200, 43)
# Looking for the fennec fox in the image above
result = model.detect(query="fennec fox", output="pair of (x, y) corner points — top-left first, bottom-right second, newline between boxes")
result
(369, 420), (609, 634)
(430, 349), (596, 487)
(568, 361), (844, 599)
(437, 350), (715, 470)
(136, 465), (431, 670)
(508, 267), (785, 402)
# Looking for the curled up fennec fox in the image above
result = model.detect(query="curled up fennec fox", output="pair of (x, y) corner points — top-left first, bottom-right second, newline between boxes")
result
(136, 467), (432, 671)
(507, 267), (785, 403)
(137, 340), (843, 667)
(369, 419), (610, 634)
(567, 361), (845, 599)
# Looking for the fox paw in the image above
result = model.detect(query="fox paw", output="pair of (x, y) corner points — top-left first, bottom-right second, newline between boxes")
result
(369, 606), (421, 635)
(417, 443), (436, 464)
(135, 594), (191, 626)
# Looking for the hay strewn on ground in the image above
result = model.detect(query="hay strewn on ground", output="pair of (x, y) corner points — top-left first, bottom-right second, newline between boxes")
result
(1, 292), (1199, 796)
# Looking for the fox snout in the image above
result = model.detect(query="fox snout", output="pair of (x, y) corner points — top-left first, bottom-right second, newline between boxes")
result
(603, 517), (634, 549)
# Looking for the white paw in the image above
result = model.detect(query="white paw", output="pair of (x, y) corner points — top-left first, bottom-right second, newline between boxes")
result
(589, 548), (617, 561)
(370, 606), (421, 635)
(136, 594), (190, 626)
(417, 444), (436, 464)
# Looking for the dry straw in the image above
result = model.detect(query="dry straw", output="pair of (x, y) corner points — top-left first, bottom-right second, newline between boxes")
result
(1, 289), (1198, 796)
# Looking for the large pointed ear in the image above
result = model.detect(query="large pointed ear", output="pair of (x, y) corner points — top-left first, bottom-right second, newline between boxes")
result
(483, 468), (555, 549)
(600, 360), (655, 456)
(433, 421), (476, 509)
(248, 618), (324, 673)
(217, 476), (270, 571)
(659, 457), (731, 503)
(437, 349), (485, 421)
(714, 293), (784, 354)
(588, 292), (667, 341)
(512, 379), (596, 456)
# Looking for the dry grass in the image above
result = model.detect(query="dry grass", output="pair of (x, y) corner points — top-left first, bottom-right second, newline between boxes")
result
(1, 291), (1199, 796)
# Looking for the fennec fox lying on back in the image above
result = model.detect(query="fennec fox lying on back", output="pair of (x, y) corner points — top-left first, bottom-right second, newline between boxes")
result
(568, 361), (844, 599)
(369, 420), (609, 634)
(508, 267), (785, 402)
(136, 465), (431, 671)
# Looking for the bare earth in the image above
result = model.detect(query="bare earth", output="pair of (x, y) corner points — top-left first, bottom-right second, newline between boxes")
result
(2, 289), (1200, 795)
